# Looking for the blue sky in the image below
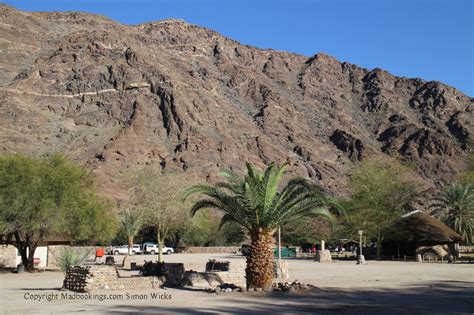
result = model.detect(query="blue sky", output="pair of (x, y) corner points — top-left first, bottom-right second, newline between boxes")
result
(4, 0), (473, 96)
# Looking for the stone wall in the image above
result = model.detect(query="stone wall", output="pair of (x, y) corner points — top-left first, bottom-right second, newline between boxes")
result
(209, 262), (246, 286)
(63, 265), (160, 292)
(181, 261), (246, 288)
(180, 246), (240, 253)
(0, 245), (17, 268)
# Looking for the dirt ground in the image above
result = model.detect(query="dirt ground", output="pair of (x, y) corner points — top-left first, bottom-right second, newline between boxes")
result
(1, 253), (473, 314)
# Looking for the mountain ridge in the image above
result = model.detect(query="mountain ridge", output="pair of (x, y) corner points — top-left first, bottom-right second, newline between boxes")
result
(0, 4), (472, 201)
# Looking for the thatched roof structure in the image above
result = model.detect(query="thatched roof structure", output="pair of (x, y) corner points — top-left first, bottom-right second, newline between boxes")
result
(387, 210), (462, 245)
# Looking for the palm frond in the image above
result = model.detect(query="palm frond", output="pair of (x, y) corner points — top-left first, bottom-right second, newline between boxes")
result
(218, 213), (237, 230)
(184, 161), (336, 234)
(431, 183), (474, 243)
(189, 199), (223, 216)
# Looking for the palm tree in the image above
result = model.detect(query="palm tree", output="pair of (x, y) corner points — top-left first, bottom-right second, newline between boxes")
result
(183, 162), (338, 290)
(120, 210), (143, 255)
(432, 183), (474, 244)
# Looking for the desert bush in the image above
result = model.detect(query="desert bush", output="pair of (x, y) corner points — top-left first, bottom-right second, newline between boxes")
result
(55, 247), (91, 274)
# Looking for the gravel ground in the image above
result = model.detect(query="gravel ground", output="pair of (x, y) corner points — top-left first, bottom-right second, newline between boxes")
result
(1, 253), (473, 314)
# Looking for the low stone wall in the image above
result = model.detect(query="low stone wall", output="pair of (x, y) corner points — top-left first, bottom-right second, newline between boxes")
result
(63, 265), (160, 292)
(180, 246), (240, 254)
(0, 245), (17, 268)
(209, 262), (246, 286)
(181, 261), (246, 288)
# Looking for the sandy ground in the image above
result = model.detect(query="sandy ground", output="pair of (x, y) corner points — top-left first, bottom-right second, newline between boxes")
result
(1, 253), (473, 314)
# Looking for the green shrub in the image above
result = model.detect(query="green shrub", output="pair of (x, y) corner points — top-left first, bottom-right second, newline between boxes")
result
(55, 247), (91, 274)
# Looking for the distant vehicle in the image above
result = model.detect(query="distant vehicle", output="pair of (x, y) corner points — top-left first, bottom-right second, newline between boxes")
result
(143, 243), (174, 255)
(109, 244), (142, 255)
(131, 244), (143, 255)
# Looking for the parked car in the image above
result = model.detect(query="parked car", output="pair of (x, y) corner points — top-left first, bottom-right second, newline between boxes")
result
(143, 243), (174, 255)
(131, 244), (143, 255)
(109, 244), (142, 255)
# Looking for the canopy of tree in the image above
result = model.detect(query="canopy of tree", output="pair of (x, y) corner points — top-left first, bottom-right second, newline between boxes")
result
(0, 153), (117, 270)
(342, 157), (422, 259)
(125, 167), (197, 262)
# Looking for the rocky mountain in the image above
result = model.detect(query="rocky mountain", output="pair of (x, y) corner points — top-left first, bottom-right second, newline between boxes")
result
(0, 4), (472, 200)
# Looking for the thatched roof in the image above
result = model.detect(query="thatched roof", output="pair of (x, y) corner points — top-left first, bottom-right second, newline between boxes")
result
(387, 210), (462, 245)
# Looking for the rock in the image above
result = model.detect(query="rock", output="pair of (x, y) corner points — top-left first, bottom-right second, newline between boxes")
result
(316, 250), (332, 263)
(181, 271), (222, 288)
(329, 130), (365, 161)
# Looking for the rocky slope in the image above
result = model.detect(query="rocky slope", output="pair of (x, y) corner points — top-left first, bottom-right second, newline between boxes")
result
(0, 4), (472, 200)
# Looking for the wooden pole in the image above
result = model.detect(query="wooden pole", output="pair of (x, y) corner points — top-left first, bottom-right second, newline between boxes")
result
(277, 226), (281, 278)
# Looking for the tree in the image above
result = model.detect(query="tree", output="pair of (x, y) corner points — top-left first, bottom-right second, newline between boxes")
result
(180, 210), (217, 246)
(216, 221), (246, 246)
(431, 183), (473, 244)
(183, 162), (337, 290)
(281, 217), (332, 246)
(344, 157), (421, 259)
(0, 153), (117, 271)
(119, 210), (143, 255)
(180, 209), (246, 246)
(129, 168), (195, 263)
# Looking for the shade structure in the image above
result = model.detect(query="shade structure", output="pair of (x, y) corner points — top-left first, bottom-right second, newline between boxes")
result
(387, 210), (462, 246)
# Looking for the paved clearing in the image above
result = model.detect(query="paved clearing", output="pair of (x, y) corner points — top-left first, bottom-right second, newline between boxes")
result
(1, 253), (473, 314)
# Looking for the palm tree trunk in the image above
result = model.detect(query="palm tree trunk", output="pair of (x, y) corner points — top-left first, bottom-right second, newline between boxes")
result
(246, 228), (275, 290)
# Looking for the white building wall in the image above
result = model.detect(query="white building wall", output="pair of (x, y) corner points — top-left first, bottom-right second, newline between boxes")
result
(14, 246), (48, 268)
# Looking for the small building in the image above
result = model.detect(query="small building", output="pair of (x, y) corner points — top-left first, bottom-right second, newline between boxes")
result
(0, 233), (73, 269)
